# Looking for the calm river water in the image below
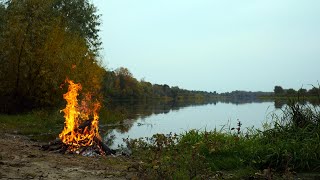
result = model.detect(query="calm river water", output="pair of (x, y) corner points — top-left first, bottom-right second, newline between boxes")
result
(102, 101), (282, 148)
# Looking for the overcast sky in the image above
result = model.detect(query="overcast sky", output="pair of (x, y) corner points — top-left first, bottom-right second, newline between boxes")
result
(92, 0), (320, 92)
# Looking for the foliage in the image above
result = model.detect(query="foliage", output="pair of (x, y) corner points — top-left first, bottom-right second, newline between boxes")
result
(274, 86), (285, 95)
(102, 67), (219, 102)
(0, 0), (104, 113)
(219, 90), (272, 103)
(274, 85), (320, 98)
(253, 103), (320, 171)
(52, 0), (102, 53)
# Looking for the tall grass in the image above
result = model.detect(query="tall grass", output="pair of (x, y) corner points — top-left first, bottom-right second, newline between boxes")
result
(256, 102), (320, 171)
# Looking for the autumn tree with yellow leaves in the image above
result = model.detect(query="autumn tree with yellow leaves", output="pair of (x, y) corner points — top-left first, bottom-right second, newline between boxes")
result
(0, 0), (104, 113)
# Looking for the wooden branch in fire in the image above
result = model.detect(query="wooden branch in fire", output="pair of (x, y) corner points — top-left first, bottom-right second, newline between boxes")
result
(41, 119), (115, 156)
(78, 119), (93, 131)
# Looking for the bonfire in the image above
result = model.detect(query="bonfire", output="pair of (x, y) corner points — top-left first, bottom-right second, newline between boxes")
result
(42, 79), (114, 156)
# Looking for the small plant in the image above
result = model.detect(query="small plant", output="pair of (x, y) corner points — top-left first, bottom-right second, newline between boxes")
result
(231, 119), (242, 135)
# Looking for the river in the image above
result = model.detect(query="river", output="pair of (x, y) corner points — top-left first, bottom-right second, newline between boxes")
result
(100, 100), (283, 148)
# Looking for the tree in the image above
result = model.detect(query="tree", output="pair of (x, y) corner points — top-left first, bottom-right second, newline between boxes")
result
(0, 0), (104, 112)
(140, 80), (153, 98)
(274, 86), (284, 95)
(52, 0), (101, 54)
(114, 67), (133, 77)
(308, 87), (319, 96)
(298, 88), (307, 95)
(114, 67), (143, 98)
(0, 2), (5, 31)
(287, 88), (296, 95)
(0, 0), (58, 111)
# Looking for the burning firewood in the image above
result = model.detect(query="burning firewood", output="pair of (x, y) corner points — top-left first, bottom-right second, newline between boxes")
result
(78, 119), (93, 132)
(41, 79), (115, 156)
(41, 137), (115, 156)
(94, 137), (116, 155)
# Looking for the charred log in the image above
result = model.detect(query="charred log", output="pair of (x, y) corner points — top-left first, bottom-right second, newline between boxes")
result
(57, 144), (68, 154)
(41, 118), (117, 155)
(41, 136), (116, 156)
(94, 137), (116, 155)
(78, 119), (93, 131)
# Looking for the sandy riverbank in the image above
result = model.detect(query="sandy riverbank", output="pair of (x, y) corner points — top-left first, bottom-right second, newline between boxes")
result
(0, 133), (139, 180)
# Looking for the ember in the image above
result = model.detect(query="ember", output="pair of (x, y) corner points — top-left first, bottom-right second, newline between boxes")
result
(42, 79), (114, 156)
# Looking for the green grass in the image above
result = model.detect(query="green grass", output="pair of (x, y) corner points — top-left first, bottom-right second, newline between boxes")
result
(0, 109), (64, 141)
(0, 106), (132, 141)
(0, 105), (136, 142)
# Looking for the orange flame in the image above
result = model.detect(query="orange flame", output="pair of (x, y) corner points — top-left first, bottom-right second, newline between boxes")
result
(59, 79), (101, 152)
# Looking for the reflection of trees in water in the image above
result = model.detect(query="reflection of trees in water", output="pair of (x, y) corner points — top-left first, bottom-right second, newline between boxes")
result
(100, 100), (218, 133)
(100, 98), (319, 133)
(101, 99), (267, 133)
(274, 99), (319, 109)
(274, 100), (286, 109)
(218, 98), (270, 105)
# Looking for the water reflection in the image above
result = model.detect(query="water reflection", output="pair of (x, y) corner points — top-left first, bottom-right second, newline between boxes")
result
(99, 99), (272, 133)
(274, 99), (319, 109)
(99, 99), (319, 148)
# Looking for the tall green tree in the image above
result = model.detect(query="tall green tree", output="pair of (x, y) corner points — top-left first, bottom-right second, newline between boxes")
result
(52, 0), (101, 54)
(0, 2), (5, 30)
(308, 87), (320, 97)
(298, 88), (307, 95)
(287, 88), (296, 95)
(274, 86), (284, 95)
(0, 0), (104, 113)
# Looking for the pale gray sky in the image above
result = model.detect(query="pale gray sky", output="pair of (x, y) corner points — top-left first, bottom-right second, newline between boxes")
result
(92, 0), (320, 92)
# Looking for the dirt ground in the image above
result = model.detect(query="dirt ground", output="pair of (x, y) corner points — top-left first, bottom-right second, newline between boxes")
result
(0, 133), (139, 180)
(2, 133), (320, 180)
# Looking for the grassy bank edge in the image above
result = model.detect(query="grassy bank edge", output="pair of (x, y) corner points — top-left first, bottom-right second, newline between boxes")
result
(124, 103), (320, 179)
